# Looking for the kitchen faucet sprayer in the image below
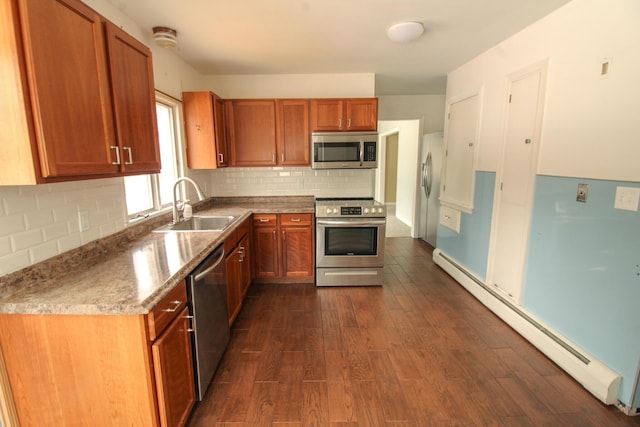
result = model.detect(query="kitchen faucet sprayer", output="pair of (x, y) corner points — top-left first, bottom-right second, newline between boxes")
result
(172, 177), (206, 224)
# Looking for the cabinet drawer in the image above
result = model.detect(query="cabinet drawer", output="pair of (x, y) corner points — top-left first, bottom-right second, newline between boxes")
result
(281, 213), (313, 226)
(148, 281), (188, 341)
(253, 213), (277, 227)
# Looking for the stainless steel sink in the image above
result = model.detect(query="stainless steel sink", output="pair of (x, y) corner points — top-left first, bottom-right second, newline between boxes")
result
(154, 215), (237, 232)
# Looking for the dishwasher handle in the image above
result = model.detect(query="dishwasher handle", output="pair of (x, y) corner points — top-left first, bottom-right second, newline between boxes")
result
(193, 247), (225, 282)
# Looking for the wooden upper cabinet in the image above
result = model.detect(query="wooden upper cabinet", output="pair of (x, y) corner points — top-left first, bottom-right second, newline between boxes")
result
(0, 0), (160, 184)
(227, 99), (277, 166)
(183, 91), (229, 169)
(310, 98), (378, 132)
(276, 99), (310, 166)
(105, 22), (160, 174)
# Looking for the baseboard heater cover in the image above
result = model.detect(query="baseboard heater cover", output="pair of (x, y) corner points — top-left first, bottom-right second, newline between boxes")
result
(433, 248), (622, 406)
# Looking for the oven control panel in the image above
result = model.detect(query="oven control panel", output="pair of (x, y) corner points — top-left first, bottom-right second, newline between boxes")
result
(317, 205), (386, 217)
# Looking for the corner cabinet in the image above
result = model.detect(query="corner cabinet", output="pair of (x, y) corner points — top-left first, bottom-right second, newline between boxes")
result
(0, 0), (160, 185)
(253, 213), (315, 284)
(0, 281), (195, 427)
(310, 98), (378, 132)
(183, 91), (230, 169)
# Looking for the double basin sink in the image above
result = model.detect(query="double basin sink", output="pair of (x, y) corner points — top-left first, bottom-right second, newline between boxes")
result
(154, 215), (237, 233)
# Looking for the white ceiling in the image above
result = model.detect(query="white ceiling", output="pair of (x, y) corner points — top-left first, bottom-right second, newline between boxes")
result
(107, 0), (572, 95)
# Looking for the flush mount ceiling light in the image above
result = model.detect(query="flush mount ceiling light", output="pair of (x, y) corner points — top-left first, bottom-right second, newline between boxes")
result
(152, 26), (178, 48)
(386, 21), (424, 43)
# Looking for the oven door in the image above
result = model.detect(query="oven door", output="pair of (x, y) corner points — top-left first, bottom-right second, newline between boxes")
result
(316, 217), (386, 268)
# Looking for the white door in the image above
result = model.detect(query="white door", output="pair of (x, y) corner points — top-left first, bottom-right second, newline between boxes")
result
(489, 63), (547, 302)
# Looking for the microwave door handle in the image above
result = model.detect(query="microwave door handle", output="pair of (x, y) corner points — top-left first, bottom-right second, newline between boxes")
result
(360, 140), (364, 166)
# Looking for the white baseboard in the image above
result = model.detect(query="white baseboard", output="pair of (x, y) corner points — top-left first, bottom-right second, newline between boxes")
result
(433, 248), (622, 406)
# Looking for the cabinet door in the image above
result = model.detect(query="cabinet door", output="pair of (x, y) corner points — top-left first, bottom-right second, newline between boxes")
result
(227, 99), (277, 166)
(19, 0), (118, 177)
(213, 94), (230, 167)
(281, 225), (314, 278)
(345, 98), (378, 131)
(105, 22), (161, 174)
(184, 92), (229, 169)
(253, 226), (280, 278)
(276, 99), (310, 166)
(152, 307), (195, 427)
(225, 248), (242, 325)
(310, 99), (344, 131)
(239, 234), (252, 298)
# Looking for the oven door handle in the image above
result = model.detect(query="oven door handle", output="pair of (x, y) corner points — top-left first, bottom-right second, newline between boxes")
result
(317, 219), (386, 227)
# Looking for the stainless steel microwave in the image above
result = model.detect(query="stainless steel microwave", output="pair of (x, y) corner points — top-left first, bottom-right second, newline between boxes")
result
(311, 132), (378, 169)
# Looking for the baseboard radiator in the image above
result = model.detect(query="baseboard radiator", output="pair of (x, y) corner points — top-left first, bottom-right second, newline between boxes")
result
(433, 249), (622, 406)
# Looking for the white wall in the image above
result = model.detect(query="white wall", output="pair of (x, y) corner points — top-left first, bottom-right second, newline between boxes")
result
(205, 74), (375, 99)
(447, 0), (640, 181)
(378, 95), (446, 134)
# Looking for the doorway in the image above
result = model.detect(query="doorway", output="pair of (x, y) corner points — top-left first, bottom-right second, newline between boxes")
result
(376, 120), (421, 238)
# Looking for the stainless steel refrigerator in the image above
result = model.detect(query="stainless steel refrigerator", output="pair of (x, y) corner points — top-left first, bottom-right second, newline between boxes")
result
(418, 132), (443, 246)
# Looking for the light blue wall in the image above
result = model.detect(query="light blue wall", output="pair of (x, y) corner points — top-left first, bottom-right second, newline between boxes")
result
(521, 175), (640, 406)
(436, 171), (495, 279)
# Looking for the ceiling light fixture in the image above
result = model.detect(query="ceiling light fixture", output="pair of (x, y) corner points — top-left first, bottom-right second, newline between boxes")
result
(386, 21), (424, 43)
(152, 26), (178, 48)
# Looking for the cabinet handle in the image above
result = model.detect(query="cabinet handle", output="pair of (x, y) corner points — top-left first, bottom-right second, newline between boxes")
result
(163, 300), (182, 312)
(184, 315), (194, 332)
(282, 230), (286, 241)
(338, 118), (342, 128)
(196, 124), (201, 131)
(110, 146), (121, 165)
(272, 153), (276, 163)
(123, 147), (133, 165)
(347, 118), (351, 128)
(281, 153), (285, 162)
(259, 218), (270, 222)
(238, 246), (245, 262)
(218, 153), (224, 163)
(273, 230), (277, 240)
(290, 218), (301, 222)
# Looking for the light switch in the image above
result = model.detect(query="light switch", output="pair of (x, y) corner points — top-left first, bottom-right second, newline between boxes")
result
(614, 187), (640, 212)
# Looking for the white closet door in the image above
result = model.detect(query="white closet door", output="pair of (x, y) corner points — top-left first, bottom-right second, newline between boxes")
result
(490, 64), (546, 302)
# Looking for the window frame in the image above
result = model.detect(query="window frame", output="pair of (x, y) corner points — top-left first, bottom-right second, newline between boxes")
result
(125, 91), (185, 221)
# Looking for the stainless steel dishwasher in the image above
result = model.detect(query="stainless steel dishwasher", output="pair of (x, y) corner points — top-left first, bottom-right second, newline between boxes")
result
(186, 244), (230, 401)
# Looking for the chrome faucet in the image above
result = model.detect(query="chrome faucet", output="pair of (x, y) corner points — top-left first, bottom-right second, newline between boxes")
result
(172, 177), (206, 224)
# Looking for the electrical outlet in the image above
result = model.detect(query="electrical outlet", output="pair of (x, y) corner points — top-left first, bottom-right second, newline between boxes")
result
(78, 210), (90, 231)
(576, 183), (588, 203)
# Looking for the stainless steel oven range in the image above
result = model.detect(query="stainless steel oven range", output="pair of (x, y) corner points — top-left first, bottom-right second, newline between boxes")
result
(315, 198), (386, 286)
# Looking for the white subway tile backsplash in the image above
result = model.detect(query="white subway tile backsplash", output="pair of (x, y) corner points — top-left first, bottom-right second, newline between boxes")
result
(0, 251), (31, 275)
(0, 215), (25, 237)
(42, 223), (69, 242)
(11, 229), (44, 251)
(29, 241), (59, 264)
(24, 210), (55, 230)
(0, 237), (11, 257)
(57, 233), (83, 254)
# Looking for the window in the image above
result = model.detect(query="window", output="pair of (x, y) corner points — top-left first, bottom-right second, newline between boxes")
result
(124, 92), (182, 219)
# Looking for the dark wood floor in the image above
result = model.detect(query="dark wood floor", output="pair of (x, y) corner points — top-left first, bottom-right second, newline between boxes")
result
(188, 237), (640, 426)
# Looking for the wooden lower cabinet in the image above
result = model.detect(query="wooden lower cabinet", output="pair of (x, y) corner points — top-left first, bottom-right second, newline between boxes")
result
(253, 213), (314, 284)
(225, 217), (252, 325)
(0, 281), (194, 427)
(152, 307), (196, 427)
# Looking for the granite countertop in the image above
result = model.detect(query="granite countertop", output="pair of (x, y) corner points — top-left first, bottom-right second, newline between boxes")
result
(0, 196), (315, 316)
